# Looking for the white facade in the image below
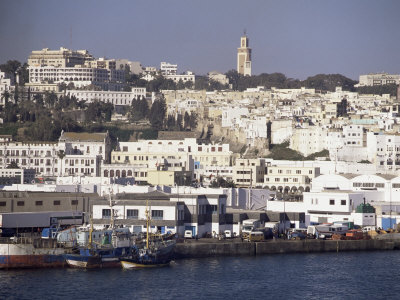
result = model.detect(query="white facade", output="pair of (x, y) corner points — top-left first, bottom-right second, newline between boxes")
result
(66, 88), (146, 106)
(160, 62), (177, 75)
(357, 73), (400, 87)
(28, 66), (124, 90)
(165, 72), (195, 84)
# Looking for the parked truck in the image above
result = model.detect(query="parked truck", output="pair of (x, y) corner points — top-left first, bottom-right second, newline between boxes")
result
(307, 224), (349, 239)
(241, 219), (262, 237)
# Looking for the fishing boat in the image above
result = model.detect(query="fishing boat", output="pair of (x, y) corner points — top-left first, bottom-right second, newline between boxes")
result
(63, 194), (133, 268)
(120, 201), (176, 269)
(0, 235), (68, 269)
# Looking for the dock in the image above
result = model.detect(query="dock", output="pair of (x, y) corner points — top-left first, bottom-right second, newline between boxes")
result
(173, 238), (400, 259)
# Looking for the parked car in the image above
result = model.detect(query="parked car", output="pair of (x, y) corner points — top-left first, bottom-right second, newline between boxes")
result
(288, 228), (307, 240)
(184, 230), (193, 239)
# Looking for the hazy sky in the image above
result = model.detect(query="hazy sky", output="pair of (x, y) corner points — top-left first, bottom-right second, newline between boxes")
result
(0, 0), (399, 80)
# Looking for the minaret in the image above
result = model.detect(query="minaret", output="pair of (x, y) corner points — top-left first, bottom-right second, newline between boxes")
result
(237, 31), (252, 76)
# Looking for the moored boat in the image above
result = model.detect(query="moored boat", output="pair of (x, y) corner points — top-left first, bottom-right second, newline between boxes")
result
(63, 193), (133, 268)
(120, 200), (176, 269)
(120, 239), (176, 269)
(0, 236), (68, 269)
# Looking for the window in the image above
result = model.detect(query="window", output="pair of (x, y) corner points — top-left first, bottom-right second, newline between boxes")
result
(151, 210), (163, 220)
(102, 209), (111, 219)
(54, 200), (60, 206)
(127, 209), (138, 219)
(375, 183), (384, 188)
(329, 199), (335, 205)
(17, 201), (24, 206)
(296, 170), (301, 174)
(35, 201), (43, 206)
(71, 200), (78, 205)
(0, 201), (6, 206)
(341, 200), (346, 205)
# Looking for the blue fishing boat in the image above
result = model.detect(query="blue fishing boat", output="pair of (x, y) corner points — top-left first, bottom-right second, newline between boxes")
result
(120, 201), (176, 269)
(63, 194), (133, 268)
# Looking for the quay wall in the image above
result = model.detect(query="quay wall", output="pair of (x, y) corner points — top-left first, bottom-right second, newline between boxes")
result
(174, 239), (400, 259)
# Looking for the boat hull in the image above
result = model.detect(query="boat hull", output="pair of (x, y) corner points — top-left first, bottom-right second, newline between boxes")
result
(0, 243), (66, 269)
(120, 260), (169, 269)
(63, 254), (122, 268)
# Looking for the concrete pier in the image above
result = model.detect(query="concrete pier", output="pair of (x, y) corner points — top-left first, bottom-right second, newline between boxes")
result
(174, 239), (400, 259)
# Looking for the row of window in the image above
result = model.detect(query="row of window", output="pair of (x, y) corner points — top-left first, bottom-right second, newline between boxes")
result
(265, 177), (299, 183)
(102, 209), (163, 219)
(353, 182), (385, 188)
(310, 199), (352, 206)
(0, 200), (78, 207)
(270, 169), (313, 175)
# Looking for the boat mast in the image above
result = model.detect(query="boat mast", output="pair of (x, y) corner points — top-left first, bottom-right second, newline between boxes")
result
(88, 215), (93, 249)
(146, 199), (150, 249)
(109, 192), (115, 230)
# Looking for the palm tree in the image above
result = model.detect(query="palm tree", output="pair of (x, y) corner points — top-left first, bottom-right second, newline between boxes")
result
(57, 150), (66, 176)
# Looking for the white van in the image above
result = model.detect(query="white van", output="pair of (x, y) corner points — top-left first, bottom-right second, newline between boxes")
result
(184, 230), (193, 239)
(224, 230), (232, 238)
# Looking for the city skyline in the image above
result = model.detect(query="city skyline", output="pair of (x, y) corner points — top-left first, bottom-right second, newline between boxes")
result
(1, 0), (399, 80)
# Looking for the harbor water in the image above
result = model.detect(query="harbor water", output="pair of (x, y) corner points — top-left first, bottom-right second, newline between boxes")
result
(1, 251), (400, 299)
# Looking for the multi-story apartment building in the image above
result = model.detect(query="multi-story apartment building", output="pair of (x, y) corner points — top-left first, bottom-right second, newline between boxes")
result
(66, 87), (146, 106)
(28, 47), (94, 68)
(375, 133), (400, 171)
(113, 138), (232, 168)
(290, 124), (327, 157)
(111, 138), (232, 184)
(0, 131), (111, 178)
(264, 165), (320, 193)
(58, 131), (111, 177)
(232, 158), (265, 187)
(160, 62), (177, 75)
(28, 65), (125, 90)
(357, 73), (400, 87)
(165, 72), (195, 84)
(0, 141), (59, 177)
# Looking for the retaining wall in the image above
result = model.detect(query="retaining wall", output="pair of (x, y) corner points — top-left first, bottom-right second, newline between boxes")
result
(174, 239), (400, 259)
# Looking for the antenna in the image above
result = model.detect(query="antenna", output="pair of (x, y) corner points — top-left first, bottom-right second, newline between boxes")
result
(244, 29), (247, 36)
(70, 26), (72, 49)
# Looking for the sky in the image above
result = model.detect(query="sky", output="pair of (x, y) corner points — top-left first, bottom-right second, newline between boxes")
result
(0, 0), (399, 80)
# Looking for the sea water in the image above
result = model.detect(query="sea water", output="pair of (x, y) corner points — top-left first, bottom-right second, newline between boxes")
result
(1, 251), (399, 299)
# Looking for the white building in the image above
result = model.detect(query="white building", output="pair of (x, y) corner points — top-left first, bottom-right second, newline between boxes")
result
(66, 87), (146, 106)
(58, 131), (111, 177)
(357, 73), (400, 87)
(160, 62), (177, 76)
(28, 65), (125, 90)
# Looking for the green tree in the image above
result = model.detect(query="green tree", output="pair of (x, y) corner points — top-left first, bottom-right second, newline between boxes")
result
(166, 115), (176, 130)
(57, 150), (66, 176)
(0, 60), (21, 76)
(184, 111), (190, 129)
(176, 79), (185, 90)
(176, 113), (183, 130)
(149, 97), (166, 129)
(44, 91), (57, 108)
(130, 96), (149, 121)
(189, 112), (198, 130)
